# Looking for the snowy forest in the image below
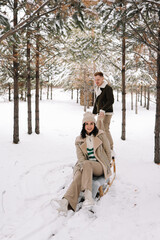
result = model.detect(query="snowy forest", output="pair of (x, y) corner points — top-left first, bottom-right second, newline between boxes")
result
(0, 0), (160, 163)
(0, 1), (160, 240)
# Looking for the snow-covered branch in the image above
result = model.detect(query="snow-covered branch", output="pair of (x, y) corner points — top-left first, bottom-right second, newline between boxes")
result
(0, 0), (51, 43)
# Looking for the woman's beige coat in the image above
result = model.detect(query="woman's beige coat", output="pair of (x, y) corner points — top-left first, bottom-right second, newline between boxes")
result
(74, 130), (111, 180)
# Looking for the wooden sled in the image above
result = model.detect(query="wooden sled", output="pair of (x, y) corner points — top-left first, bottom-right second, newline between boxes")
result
(95, 118), (116, 197)
(92, 157), (116, 199)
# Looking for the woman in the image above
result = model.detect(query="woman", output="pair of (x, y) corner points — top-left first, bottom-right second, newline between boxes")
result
(58, 112), (111, 213)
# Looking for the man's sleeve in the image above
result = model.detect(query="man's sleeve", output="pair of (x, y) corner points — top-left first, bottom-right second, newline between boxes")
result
(92, 100), (97, 114)
(102, 86), (114, 112)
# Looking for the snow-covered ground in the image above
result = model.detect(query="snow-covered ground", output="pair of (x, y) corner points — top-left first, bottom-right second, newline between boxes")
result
(0, 88), (160, 240)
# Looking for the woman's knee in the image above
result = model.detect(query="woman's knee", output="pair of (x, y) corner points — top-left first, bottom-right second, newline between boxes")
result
(73, 170), (82, 181)
(82, 160), (92, 169)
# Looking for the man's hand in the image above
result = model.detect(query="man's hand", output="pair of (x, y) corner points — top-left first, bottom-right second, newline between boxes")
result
(99, 109), (105, 117)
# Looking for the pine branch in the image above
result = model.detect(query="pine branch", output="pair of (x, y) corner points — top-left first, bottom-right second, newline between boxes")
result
(132, 0), (159, 44)
(142, 0), (160, 7)
(132, 51), (157, 78)
(0, 0), (52, 42)
(128, 22), (158, 53)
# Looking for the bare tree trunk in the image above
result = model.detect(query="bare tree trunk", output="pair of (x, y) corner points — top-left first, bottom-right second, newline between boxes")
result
(154, 10), (160, 164)
(131, 85), (133, 110)
(13, 0), (19, 144)
(76, 89), (79, 103)
(35, 21), (40, 134)
(121, 13), (126, 140)
(40, 81), (42, 100)
(8, 83), (11, 101)
(84, 90), (87, 112)
(71, 89), (73, 99)
(144, 85), (146, 108)
(117, 89), (119, 102)
(140, 85), (143, 106)
(24, 91), (27, 101)
(27, 26), (32, 134)
(83, 69), (87, 112)
(146, 86), (150, 110)
(20, 89), (23, 100)
(135, 87), (138, 114)
(93, 87), (96, 105)
(87, 89), (90, 109)
(51, 83), (53, 100)
(47, 84), (49, 99)
(92, 91), (94, 106)
(137, 86), (139, 102)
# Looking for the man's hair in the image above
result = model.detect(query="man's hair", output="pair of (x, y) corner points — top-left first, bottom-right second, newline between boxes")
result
(94, 72), (103, 77)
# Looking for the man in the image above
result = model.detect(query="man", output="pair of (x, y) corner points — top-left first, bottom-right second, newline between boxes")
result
(92, 72), (114, 150)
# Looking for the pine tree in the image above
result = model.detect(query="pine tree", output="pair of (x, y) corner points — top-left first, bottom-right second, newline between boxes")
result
(13, 0), (19, 144)
(97, 0), (160, 163)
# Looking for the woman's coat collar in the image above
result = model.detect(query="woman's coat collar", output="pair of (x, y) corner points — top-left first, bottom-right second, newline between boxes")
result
(78, 130), (104, 154)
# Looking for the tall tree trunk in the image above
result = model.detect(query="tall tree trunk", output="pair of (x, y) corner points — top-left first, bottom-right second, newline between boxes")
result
(27, 27), (32, 134)
(40, 81), (42, 100)
(117, 89), (119, 102)
(20, 89), (23, 100)
(140, 85), (143, 106)
(87, 89), (90, 109)
(47, 84), (49, 99)
(13, 0), (19, 144)
(135, 86), (138, 114)
(154, 10), (160, 164)
(121, 12), (126, 140)
(24, 90), (27, 102)
(83, 69), (87, 112)
(137, 86), (140, 102)
(131, 85), (133, 110)
(84, 90), (87, 112)
(51, 83), (53, 100)
(92, 91), (94, 106)
(146, 86), (150, 110)
(8, 83), (11, 101)
(35, 21), (40, 134)
(76, 89), (79, 103)
(71, 88), (73, 99)
(144, 85), (146, 108)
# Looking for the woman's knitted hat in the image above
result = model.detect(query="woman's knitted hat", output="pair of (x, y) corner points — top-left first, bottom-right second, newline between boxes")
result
(82, 112), (96, 124)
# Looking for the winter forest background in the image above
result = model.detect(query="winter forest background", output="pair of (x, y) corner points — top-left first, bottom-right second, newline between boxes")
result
(0, 1), (160, 239)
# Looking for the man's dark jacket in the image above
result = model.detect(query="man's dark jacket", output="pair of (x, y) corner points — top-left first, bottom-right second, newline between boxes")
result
(93, 84), (114, 114)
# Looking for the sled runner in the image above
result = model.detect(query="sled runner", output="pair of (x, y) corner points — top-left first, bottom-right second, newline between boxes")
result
(92, 157), (116, 199)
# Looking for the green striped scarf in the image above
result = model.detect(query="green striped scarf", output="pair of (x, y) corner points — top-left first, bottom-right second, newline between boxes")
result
(87, 148), (97, 161)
